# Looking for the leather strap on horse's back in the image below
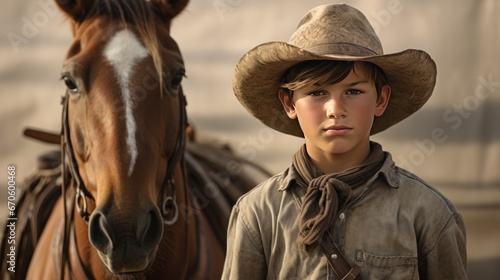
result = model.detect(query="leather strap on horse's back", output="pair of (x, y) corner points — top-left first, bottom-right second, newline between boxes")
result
(0, 152), (62, 280)
(320, 235), (362, 280)
(24, 128), (61, 145)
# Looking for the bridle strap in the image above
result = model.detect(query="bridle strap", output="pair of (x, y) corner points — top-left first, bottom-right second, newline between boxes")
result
(159, 87), (190, 277)
(161, 87), (188, 224)
(62, 94), (93, 221)
(60, 94), (77, 280)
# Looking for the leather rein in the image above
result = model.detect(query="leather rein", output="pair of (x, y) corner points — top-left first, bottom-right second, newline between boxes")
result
(58, 87), (188, 278)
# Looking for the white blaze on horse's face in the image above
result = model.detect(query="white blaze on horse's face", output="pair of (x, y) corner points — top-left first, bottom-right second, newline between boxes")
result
(104, 29), (149, 176)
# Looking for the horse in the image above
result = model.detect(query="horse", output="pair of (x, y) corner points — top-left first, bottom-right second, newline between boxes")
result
(1, 0), (270, 279)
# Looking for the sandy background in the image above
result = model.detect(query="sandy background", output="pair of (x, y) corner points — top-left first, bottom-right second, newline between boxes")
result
(1, 0), (499, 278)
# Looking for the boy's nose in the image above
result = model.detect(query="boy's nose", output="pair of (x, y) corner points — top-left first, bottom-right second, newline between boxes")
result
(325, 98), (347, 119)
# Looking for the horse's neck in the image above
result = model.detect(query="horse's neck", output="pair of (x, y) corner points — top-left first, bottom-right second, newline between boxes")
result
(173, 164), (226, 279)
(73, 206), (102, 279)
(158, 164), (201, 277)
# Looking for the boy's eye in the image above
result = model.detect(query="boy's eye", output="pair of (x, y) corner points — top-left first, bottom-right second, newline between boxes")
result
(308, 91), (325, 96)
(345, 89), (364, 95)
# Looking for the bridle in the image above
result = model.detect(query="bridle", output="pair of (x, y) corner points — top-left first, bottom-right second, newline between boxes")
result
(58, 86), (188, 278)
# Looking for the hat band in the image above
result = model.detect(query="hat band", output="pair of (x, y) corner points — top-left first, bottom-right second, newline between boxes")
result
(303, 43), (379, 57)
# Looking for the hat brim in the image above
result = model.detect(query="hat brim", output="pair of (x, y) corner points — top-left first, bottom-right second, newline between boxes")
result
(233, 42), (437, 137)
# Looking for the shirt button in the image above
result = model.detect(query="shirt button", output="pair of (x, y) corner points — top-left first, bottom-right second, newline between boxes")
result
(331, 254), (338, 259)
(339, 213), (345, 220)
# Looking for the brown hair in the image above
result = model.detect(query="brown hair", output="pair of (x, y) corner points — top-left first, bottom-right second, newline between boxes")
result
(280, 60), (389, 99)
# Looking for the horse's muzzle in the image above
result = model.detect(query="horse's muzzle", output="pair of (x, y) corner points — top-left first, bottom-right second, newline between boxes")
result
(88, 206), (164, 273)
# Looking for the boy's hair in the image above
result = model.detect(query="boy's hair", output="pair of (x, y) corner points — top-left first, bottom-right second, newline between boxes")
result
(279, 61), (389, 99)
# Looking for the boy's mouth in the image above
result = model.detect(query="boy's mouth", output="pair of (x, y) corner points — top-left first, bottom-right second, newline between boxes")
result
(324, 125), (352, 135)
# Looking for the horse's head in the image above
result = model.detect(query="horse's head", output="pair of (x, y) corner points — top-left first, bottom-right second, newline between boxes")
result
(55, 0), (189, 275)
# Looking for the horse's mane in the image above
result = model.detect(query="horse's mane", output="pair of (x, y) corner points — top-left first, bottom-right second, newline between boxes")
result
(82, 0), (166, 94)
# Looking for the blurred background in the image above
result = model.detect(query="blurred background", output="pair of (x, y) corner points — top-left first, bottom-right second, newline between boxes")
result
(1, 0), (499, 278)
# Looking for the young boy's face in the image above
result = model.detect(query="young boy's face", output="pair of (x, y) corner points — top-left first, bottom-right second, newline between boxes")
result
(279, 63), (390, 165)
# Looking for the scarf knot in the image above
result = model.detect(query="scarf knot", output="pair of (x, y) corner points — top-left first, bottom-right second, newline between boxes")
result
(293, 143), (385, 252)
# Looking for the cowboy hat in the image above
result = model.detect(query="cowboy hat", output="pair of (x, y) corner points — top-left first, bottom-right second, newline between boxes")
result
(233, 3), (436, 137)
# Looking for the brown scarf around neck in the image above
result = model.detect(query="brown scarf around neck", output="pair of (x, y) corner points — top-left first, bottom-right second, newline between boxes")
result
(293, 142), (385, 252)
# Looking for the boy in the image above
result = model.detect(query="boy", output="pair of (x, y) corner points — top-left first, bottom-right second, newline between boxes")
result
(222, 4), (467, 280)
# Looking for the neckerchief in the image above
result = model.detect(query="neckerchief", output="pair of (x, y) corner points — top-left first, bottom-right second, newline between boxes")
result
(293, 142), (384, 252)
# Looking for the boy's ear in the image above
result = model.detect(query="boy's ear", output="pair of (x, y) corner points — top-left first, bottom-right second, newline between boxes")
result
(374, 85), (391, 117)
(278, 90), (297, 119)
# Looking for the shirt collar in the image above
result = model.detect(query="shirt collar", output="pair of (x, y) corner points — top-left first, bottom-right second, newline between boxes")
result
(278, 151), (399, 191)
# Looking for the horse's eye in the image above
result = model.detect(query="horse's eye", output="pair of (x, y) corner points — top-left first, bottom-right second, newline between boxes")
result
(62, 75), (80, 94)
(170, 69), (185, 89)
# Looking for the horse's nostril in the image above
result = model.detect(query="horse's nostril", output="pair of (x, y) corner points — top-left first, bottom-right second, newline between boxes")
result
(139, 209), (164, 250)
(89, 211), (115, 253)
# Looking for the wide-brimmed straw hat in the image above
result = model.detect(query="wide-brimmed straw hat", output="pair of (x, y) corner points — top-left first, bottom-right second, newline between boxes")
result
(233, 4), (436, 137)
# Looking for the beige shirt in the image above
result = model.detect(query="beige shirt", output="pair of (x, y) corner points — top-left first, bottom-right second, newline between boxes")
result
(222, 152), (467, 279)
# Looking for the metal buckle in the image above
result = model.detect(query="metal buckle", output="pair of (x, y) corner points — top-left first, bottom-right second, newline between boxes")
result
(162, 178), (179, 225)
(75, 186), (90, 222)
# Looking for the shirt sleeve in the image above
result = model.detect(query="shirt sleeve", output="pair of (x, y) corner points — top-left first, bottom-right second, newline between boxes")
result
(418, 212), (468, 280)
(221, 202), (268, 279)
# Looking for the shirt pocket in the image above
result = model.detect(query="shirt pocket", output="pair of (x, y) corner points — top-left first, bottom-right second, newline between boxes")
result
(355, 250), (418, 280)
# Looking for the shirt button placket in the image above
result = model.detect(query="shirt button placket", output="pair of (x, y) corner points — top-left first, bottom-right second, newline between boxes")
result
(338, 212), (346, 247)
(329, 212), (347, 278)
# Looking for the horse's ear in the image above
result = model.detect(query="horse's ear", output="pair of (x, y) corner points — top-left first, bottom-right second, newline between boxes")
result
(152, 0), (189, 18)
(54, 0), (92, 22)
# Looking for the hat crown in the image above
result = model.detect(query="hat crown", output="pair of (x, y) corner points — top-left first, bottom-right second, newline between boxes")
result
(289, 4), (383, 57)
